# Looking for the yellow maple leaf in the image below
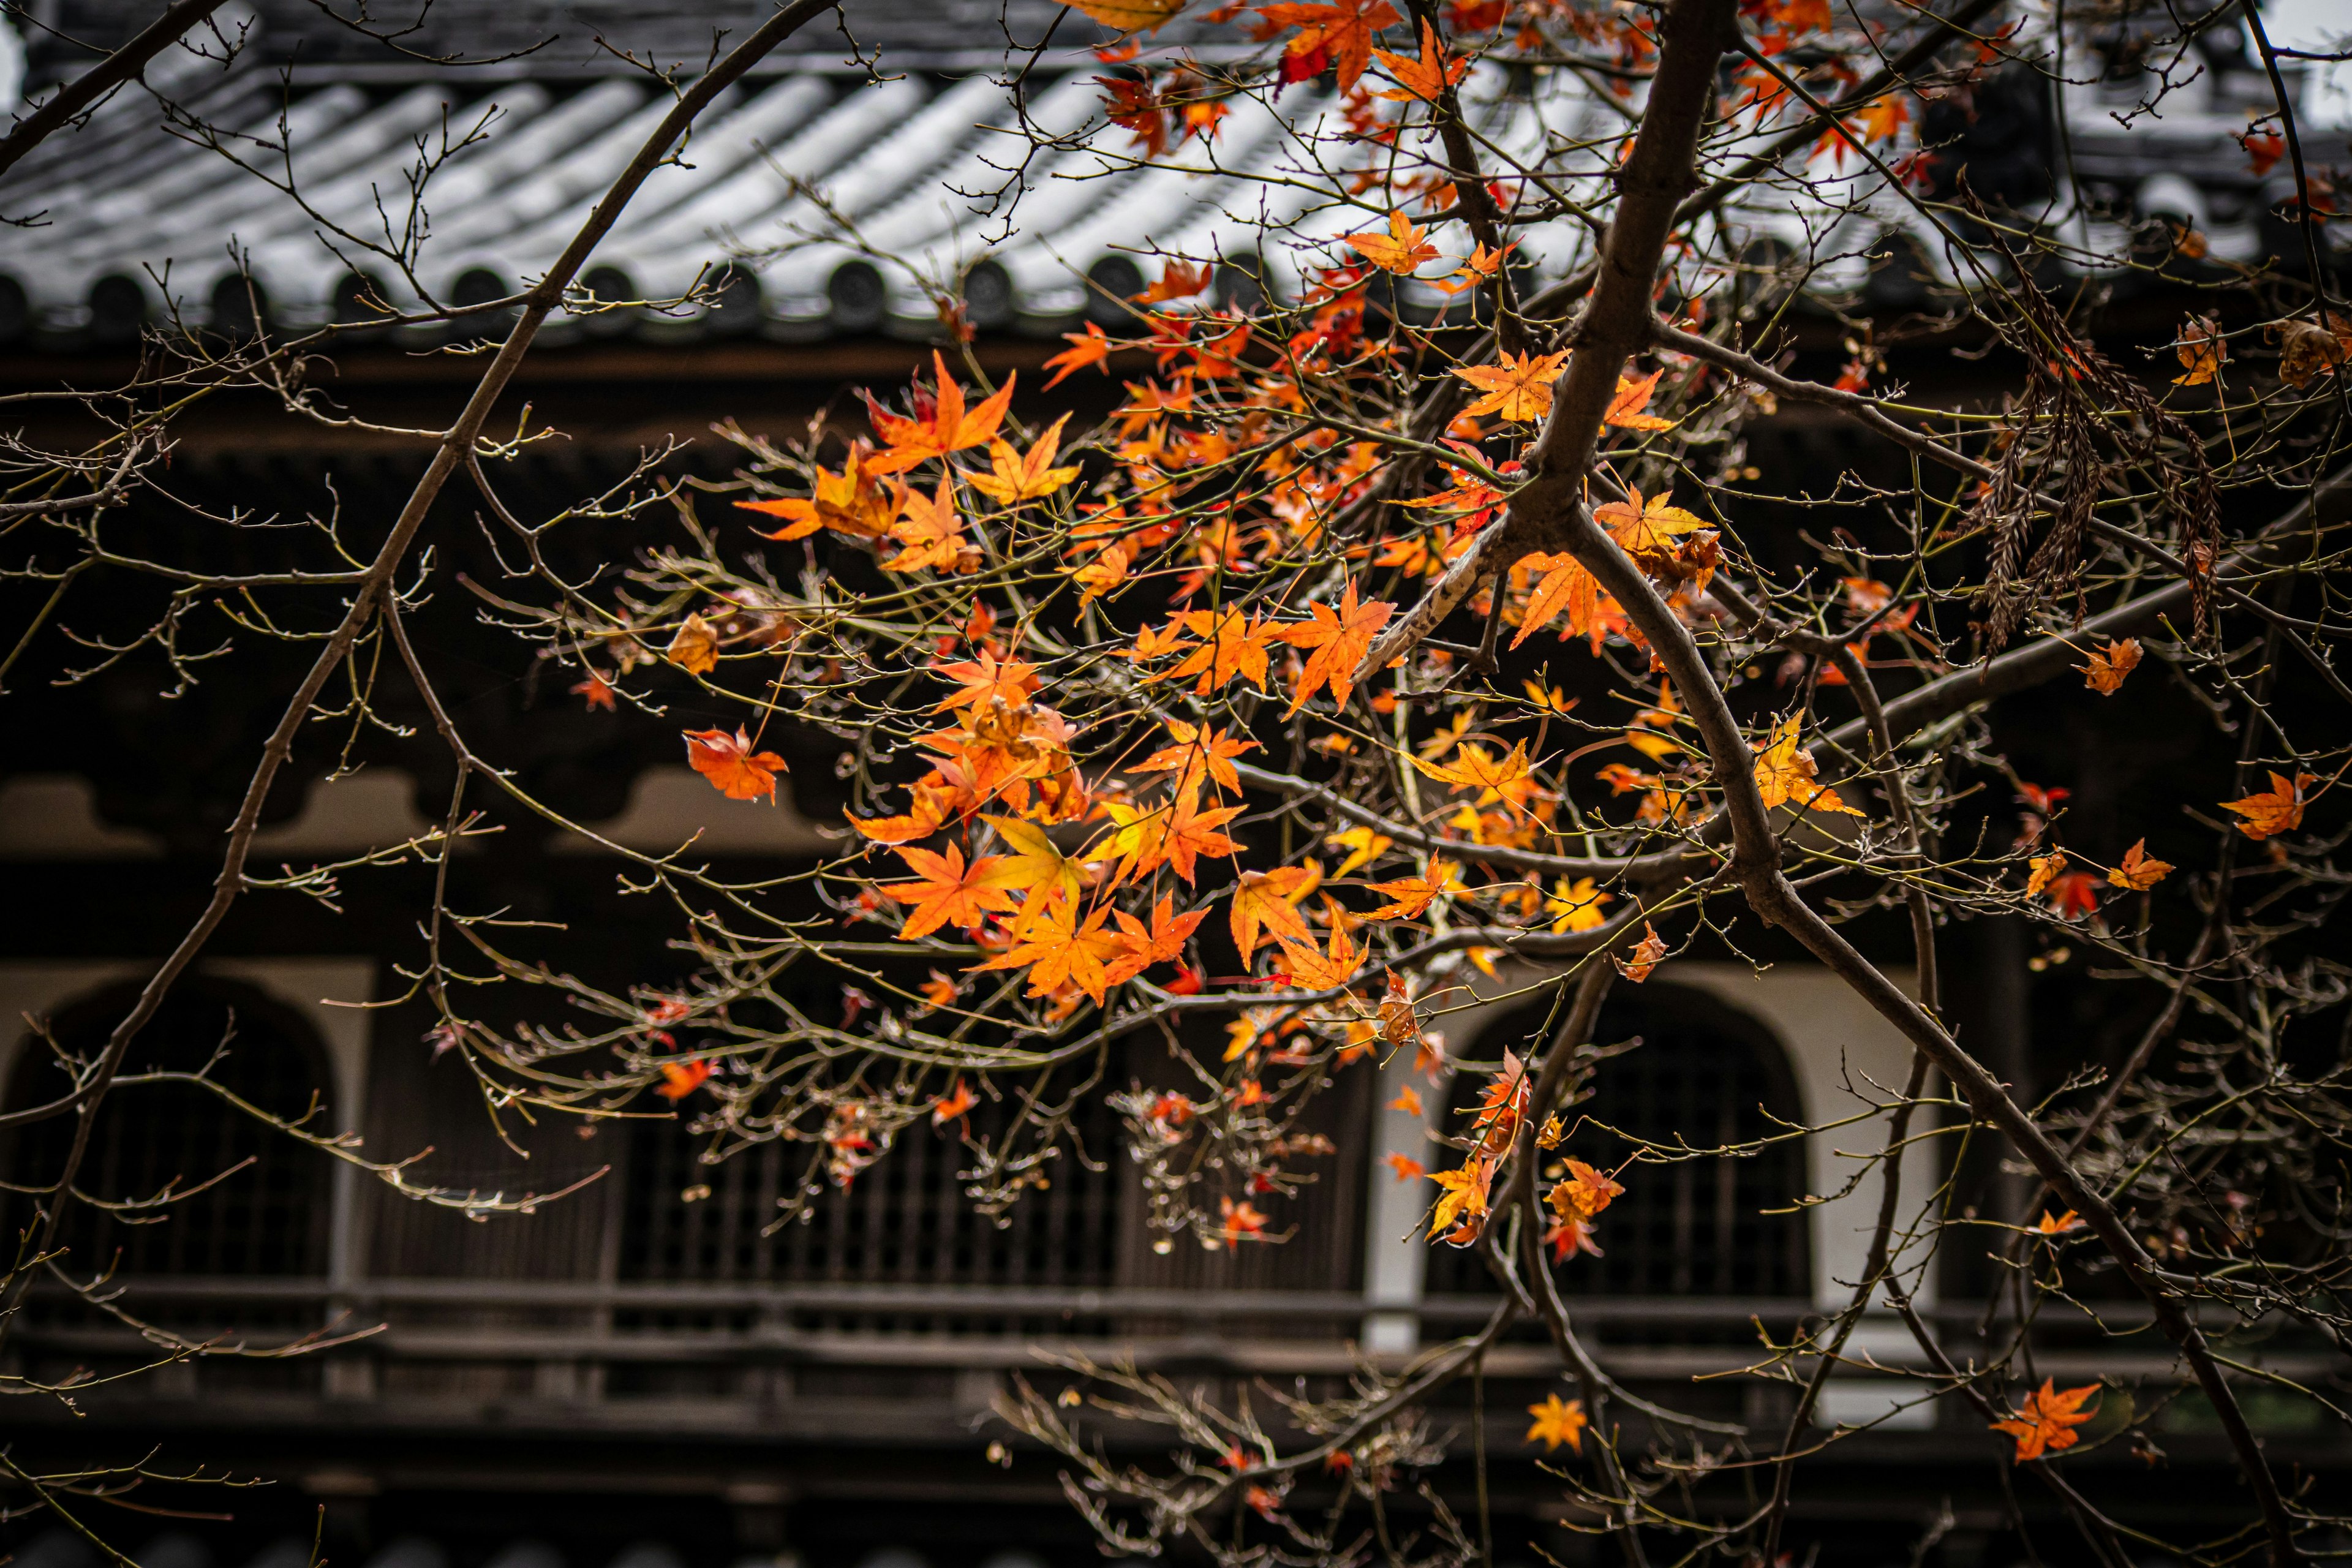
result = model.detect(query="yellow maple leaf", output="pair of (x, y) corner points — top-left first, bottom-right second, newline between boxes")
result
(1415, 741), (1537, 816)
(966, 412), (1084, 505)
(1753, 715), (1861, 815)
(1427, 1158), (1494, 1237)
(1452, 349), (1570, 422)
(1594, 489), (1708, 555)
(1545, 876), (1611, 933)
(1229, 866), (1316, 965)
(1327, 825), (1393, 878)
(1346, 209), (1442, 274)
(2026, 851), (2067, 897)
(1070, 0), (1183, 31)
(981, 814), (1088, 905)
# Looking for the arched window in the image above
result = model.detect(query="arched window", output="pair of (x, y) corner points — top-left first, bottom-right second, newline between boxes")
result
(1426, 983), (1810, 1298)
(2, 979), (334, 1279)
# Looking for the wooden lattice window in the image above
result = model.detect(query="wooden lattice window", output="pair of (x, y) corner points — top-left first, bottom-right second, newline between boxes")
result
(620, 1090), (1123, 1289)
(1427, 983), (1810, 1298)
(2, 980), (333, 1278)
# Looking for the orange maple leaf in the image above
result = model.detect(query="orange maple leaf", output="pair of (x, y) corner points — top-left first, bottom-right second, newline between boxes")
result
(1385, 1152), (1427, 1182)
(1218, 1194), (1270, 1240)
(1771, 0), (1832, 30)
(684, 727), (789, 801)
(1230, 865), (1316, 964)
(1262, 0), (1402, 89)
(1433, 239), (1512, 296)
(2035, 1208), (2086, 1236)
(1614, 922), (1667, 982)
(1276, 578), (1394, 714)
(1163, 608), (1281, 695)
(1604, 369), (1678, 431)
(1277, 923), (1364, 989)
(881, 474), (970, 573)
(1856, 92), (1909, 141)
(866, 352), (1017, 474)
(2173, 315), (2225, 386)
(882, 843), (1017, 939)
(657, 1058), (714, 1101)
(971, 892), (1121, 1005)
(734, 447), (900, 540)
(1136, 718), (1259, 796)
(1129, 621), (1193, 662)
(1991, 1379), (2100, 1462)
(1069, 0), (1183, 29)
(1160, 783), (1243, 884)
(1526, 1394), (1586, 1452)
(931, 1078), (978, 1127)
(2108, 839), (2173, 891)
(2079, 637), (2142, 694)
(1366, 858), (1460, 920)
(1042, 321), (1115, 388)
(1133, 258), (1214, 305)
(850, 783), (951, 845)
(2222, 771), (2315, 840)
(572, 671), (617, 710)
(1106, 895), (1208, 985)
(935, 649), (1041, 712)
(1373, 20), (1470, 101)
(666, 612), (719, 674)
(1550, 1158), (1624, 1221)
(1510, 550), (1600, 649)
(1452, 348), (1570, 422)
(1346, 209), (1441, 274)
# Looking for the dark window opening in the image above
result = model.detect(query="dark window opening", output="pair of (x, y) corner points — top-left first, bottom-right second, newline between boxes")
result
(2, 980), (334, 1280)
(1425, 983), (1810, 1300)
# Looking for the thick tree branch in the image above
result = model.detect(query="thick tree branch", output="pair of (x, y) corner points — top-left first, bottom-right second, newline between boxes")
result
(0, 0), (234, 184)
(1558, 494), (2308, 1568)
(1351, 0), (1741, 684)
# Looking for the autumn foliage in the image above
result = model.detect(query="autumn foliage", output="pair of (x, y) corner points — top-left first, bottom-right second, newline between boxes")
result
(273, 0), (2352, 1560)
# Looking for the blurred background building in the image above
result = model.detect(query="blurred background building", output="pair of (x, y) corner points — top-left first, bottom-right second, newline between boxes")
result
(1, 3), (2346, 1566)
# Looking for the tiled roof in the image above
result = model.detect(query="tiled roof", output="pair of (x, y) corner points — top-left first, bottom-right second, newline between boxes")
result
(0, 10), (2343, 355)
(0, 56), (1364, 347)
